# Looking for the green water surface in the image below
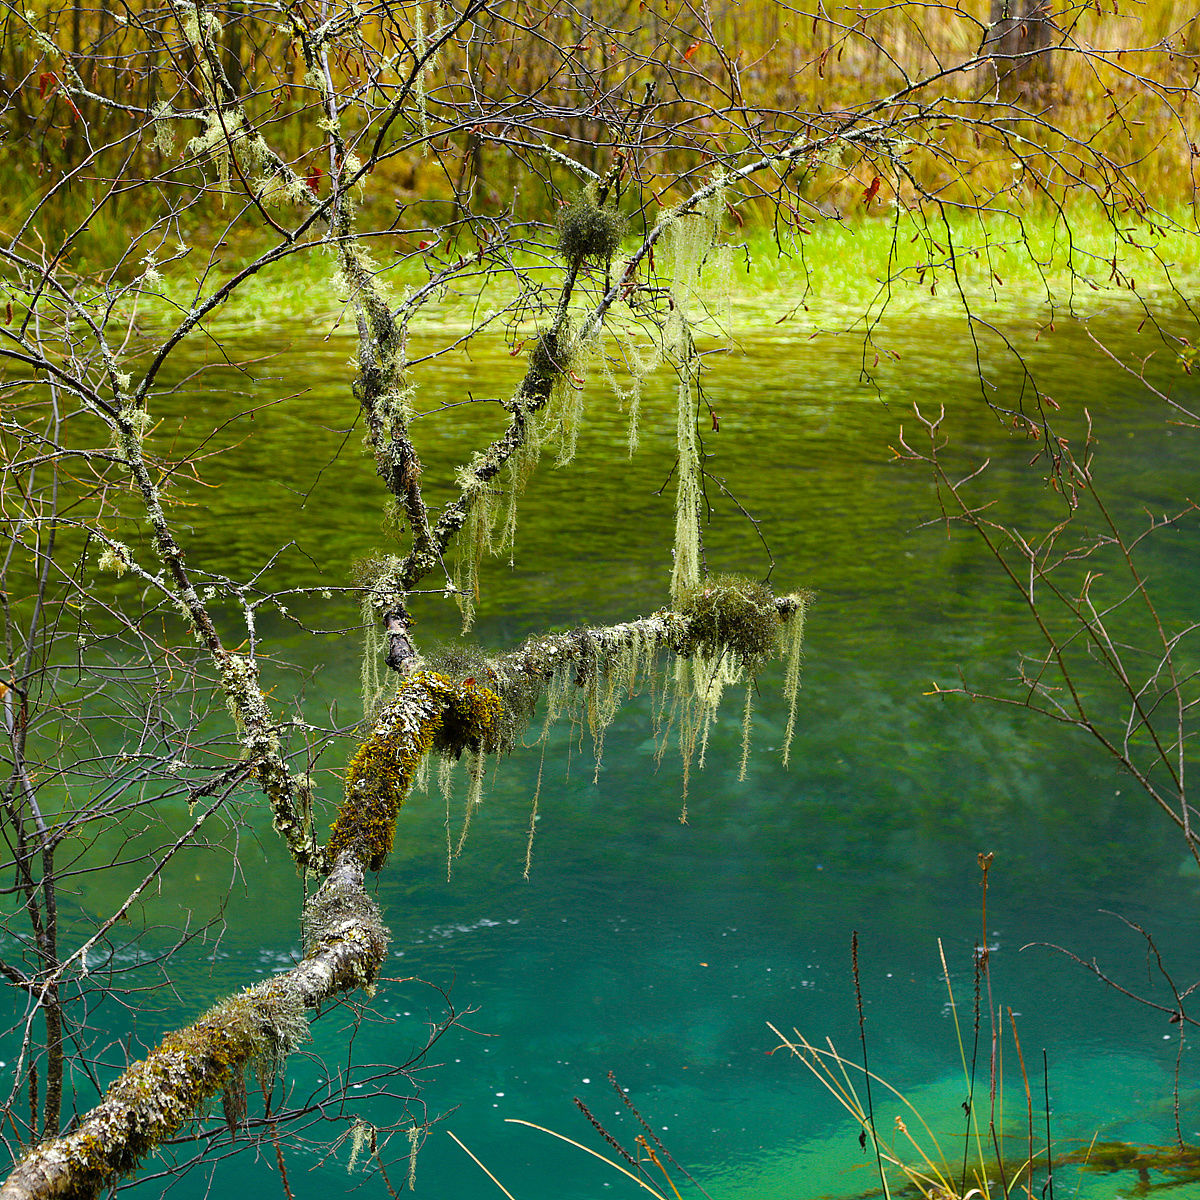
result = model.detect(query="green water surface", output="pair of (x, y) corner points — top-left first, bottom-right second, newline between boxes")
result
(12, 295), (1200, 1199)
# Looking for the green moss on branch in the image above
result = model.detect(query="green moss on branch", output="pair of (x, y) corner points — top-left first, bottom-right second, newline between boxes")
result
(2, 982), (308, 1199)
(328, 672), (502, 871)
(675, 574), (783, 666)
(0, 853), (388, 1200)
(422, 580), (811, 781)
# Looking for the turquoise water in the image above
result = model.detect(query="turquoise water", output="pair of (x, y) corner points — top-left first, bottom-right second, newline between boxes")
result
(11, 301), (1200, 1198)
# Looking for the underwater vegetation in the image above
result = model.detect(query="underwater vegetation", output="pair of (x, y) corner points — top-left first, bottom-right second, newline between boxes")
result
(1076, 1141), (1200, 1195)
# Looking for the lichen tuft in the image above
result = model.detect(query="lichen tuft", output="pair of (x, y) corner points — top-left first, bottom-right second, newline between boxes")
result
(422, 642), (542, 757)
(556, 194), (626, 266)
(676, 574), (782, 667)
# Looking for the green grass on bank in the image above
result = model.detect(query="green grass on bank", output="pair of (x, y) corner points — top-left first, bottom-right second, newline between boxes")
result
(733, 205), (1200, 321)
(121, 202), (1200, 346)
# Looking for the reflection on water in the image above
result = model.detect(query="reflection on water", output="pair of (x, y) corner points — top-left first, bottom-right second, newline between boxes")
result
(16, 299), (1200, 1198)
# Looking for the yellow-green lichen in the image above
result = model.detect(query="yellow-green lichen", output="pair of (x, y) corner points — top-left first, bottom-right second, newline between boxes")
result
(557, 193), (627, 267)
(39, 981), (308, 1196)
(97, 542), (132, 577)
(328, 672), (502, 871)
(676, 574), (782, 667)
(421, 642), (542, 755)
(667, 578), (812, 797)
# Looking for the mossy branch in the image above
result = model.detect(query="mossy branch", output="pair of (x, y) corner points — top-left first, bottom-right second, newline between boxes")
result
(0, 593), (806, 1199)
(494, 588), (806, 687)
(337, 213), (439, 582)
(0, 854), (386, 1200)
(0, 673), (504, 1200)
(422, 583), (811, 768)
(328, 672), (502, 871)
(135, 3), (439, 582)
(417, 323), (577, 592)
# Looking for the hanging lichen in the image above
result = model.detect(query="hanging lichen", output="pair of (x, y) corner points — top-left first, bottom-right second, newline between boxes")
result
(669, 346), (706, 768)
(411, 0), (430, 146)
(360, 596), (390, 721)
(451, 318), (608, 628)
(543, 325), (601, 467)
(675, 575), (782, 667)
(354, 555), (407, 718)
(738, 682), (755, 782)
(382, 580), (808, 858)
(498, 405), (544, 561)
(596, 313), (666, 457)
(671, 578), (812, 798)
(670, 368), (703, 604)
(660, 175), (729, 606)
(347, 1118), (372, 1173)
(780, 591), (809, 766)
(458, 581), (801, 771)
(436, 753), (457, 806)
(19, 979), (311, 1198)
(523, 747), (548, 878)
(449, 459), (500, 632)
(664, 174), (729, 325)
(453, 749), (488, 855)
(670, 648), (742, 804)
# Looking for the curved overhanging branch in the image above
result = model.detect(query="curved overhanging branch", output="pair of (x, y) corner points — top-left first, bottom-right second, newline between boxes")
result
(0, 581), (809, 1199)
(421, 583), (812, 774)
(493, 592), (808, 680)
(0, 853), (386, 1200)
(0, 671), (501, 1200)
(328, 672), (502, 870)
(390, 266), (586, 602)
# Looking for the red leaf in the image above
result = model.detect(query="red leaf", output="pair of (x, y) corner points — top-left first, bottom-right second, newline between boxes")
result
(862, 176), (881, 205)
(682, 40), (701, 60)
